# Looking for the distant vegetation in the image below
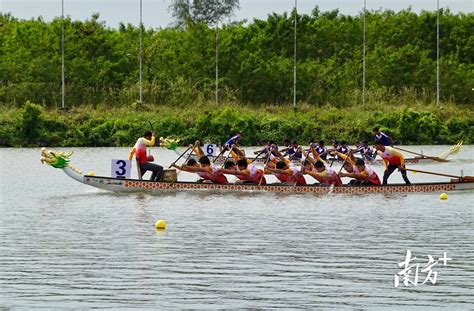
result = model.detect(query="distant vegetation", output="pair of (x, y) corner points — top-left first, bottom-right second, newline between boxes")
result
(0, 101), (471, 147)
(0, 8), (472, 147)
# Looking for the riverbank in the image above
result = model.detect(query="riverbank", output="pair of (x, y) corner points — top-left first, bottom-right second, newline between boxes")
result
(0, 101), (472, 147)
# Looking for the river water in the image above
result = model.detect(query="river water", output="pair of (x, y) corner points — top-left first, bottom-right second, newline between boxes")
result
(1, 146), (473, 309)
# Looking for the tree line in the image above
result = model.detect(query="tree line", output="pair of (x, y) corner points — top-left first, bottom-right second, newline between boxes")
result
(0, 7), (473, 108)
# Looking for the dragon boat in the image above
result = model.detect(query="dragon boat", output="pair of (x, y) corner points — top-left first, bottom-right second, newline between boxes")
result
(41, 148), (474, 195)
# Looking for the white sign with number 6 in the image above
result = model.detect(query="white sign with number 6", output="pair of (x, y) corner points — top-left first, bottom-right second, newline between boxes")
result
(204, 144), (217, 156)
(111, 159), (131, 178)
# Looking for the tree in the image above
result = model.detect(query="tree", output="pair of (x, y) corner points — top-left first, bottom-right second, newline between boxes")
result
(169, 0), (240, 26)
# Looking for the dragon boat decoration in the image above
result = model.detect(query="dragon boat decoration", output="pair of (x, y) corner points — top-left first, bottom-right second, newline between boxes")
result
(41, 147), (473, 195)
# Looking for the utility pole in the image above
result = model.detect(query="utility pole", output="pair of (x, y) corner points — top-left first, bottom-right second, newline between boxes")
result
(293, 0), (297, 111)
(139, 0), (143, 104)
(363, 0), (366, 106)
(61, 0), (65, 109)
(215, 9), (219, 106)
(436, 0), (440, 106)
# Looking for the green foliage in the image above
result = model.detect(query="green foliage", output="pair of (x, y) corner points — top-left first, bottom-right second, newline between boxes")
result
(1, 102), (471, 147)
(1, 9), (472, 107)
(21, 101), (43, 144)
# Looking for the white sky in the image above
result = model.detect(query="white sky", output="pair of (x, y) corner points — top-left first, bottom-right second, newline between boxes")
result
(2, 0), (472, 28)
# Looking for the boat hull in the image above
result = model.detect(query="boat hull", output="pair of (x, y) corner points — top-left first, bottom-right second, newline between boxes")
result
(83, 175), (474, 194)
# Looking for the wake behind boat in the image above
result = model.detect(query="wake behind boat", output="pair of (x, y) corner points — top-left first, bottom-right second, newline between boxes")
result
(40, 148), (474, 195)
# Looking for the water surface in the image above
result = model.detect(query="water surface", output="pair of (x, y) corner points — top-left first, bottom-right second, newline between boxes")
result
(1, 146), (473, 309)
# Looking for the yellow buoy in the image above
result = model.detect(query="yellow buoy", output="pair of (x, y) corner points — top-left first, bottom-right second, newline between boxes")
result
(88, 171), (94, 176)
(440, 193), (448, 200)
(155, 219), (167, 230)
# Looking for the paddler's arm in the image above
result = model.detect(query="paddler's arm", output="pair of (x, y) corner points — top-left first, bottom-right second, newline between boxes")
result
(339, 170), (368, 179)
(265, 167), (287, 175)
(310, 146), (327, 164)
(141, 133), (156, 147)
(181, 166), (211, 174)
(229, 149), (240, 161)
(191, 140), (205, 157)
(335, 151), (355, 166)
(172, 164), (192, 172)
(220, 169), (247, 176)
(129, 147), (136, 160)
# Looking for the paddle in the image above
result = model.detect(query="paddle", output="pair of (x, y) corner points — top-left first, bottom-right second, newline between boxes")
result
(293, 151), (309, 189)
(220, 145), (235, 169)
(405, 168), (474, 182)
(251, 146), (268, 163)
(168, 146), (192, 169)
(212, 145), (228, 163)
(258, 150), (272, 186)
(147, 121), (155, 157)
(392, 146), (449, 163)
(171, 144), (197, 183)
(324, 152), (350, 193)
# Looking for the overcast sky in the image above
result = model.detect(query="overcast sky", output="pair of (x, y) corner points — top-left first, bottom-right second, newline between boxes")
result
(2, 0), (472, 28)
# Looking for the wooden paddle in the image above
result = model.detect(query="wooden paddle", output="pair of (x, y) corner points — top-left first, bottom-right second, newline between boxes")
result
(405, 168), (474, 182)
(251, 146), (268, 163)
(171, 144), (197, 183)
(212, 145), (227, 163)
(221, 145), (235, 168)
(168, 146), (192, 169)
(392, 146), (449, 163)
(258, 151), (272, 186)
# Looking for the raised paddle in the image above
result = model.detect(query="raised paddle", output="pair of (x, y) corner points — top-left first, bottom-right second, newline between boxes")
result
(171, 144), (198, 183)
(405, 168), (474, 182)
(392, 146), (449, 163)
(251, 147), (268, 163)
(212, 145), (228, 163)
(258, 150), (272, 186)
(168, 146), (192, 169)
(220, 145), (235, 169)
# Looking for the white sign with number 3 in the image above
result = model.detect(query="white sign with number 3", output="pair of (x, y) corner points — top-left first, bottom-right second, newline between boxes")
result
(204, 144), (217, 156)
(111, 159), (131, 178)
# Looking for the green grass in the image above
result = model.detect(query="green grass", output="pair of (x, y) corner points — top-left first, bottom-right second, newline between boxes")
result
(0, 99), (472, 147)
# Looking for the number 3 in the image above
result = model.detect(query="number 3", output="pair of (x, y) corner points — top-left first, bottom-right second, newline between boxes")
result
(115, 160), (127, 176)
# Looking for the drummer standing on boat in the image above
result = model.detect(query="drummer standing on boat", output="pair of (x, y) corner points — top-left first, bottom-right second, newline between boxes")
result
(374, 140), (411, 185)
(129, 131), (164, 181)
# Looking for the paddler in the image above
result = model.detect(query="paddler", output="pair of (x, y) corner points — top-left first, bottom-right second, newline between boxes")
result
(314, 140), (328, 160)
(354, 140), (376, 161)
(284, 140), (302, 160)
(177, 155), (228, 184)
(174, 158), (208, 183)
(129, 131), (164, 181)
(265, 161), (307, 185)
(373, 127), (393, 146)
(339, 158), (381, 185)
(221, 158), (266, 185)
(302, 160), (342, 186)
(374, 140), (411, 185)
(337, 141), (350, 157)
